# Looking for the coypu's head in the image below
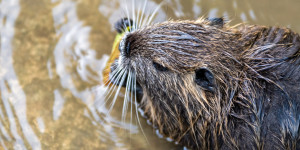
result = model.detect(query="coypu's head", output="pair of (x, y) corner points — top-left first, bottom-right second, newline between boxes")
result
(106, 13), (300, 149)
(109, 17), (247, 148)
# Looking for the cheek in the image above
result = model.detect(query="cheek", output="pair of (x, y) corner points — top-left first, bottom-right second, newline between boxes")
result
(132, 59), (152, 82)
(134, 64), (149, 84)
(136, 69), (164, 93)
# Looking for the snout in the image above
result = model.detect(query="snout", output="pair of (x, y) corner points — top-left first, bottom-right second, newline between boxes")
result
(109, 60), (144, 101)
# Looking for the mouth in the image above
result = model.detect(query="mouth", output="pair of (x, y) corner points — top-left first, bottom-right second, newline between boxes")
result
(109, 61), (143, 101)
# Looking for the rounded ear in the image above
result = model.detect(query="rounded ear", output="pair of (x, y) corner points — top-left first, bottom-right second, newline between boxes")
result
(205, 17), (224, 28)
(195, 68), (216, 93)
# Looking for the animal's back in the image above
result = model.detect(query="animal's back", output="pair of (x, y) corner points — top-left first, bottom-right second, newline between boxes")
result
(227, 25), (300, 150)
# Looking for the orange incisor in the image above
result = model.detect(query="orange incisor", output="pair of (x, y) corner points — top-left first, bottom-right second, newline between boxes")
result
(102, 32), (126, 85)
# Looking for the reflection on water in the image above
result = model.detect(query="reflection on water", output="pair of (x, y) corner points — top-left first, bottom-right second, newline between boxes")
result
(0, 0), (299, 149)
(0, 0), (41, 149)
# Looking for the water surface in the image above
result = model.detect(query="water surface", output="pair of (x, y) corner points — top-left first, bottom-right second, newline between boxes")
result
(0, 0), (299, 149)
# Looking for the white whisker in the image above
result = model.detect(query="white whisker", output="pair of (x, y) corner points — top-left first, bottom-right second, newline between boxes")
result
(104, 0), (166, 144)
(130, 70), (134, 135)
(124, 0), (132, 32)
(100, 69), (126, 111)
(146, 2), (164, 26)
(134, 72), (150, 145)
(104, 68), (125, 99)
(122, 70), (132, 123)
(131, 0), (136, 31)
(141, 7), (151, 28)
(135, 0), (142, 30)
(108, 69), (128, 114)
(98, 67), (122, 105)
(139, 0), (148, 28)
(103, 65), (123, 86)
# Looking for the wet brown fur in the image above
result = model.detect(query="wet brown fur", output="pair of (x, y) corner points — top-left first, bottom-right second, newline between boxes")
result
(113, 18), (300, 149)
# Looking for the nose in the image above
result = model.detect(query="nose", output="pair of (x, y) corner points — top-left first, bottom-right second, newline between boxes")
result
(125, 40), (131, 57)
(119, 36), (131, 57)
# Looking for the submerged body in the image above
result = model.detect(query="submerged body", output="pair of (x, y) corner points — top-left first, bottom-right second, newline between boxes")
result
(109, 18), (300, 149)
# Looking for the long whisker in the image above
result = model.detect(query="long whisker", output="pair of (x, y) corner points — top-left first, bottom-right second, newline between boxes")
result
(122, 70), (132, 123)
(130, 70), (134, 135)
(146, 1), (164, 26)
(131, 0), (137, 31)
(118, 3), (131, 32)
(108, 69), (128, 114)
(135, 0), (142, 30)
(124, 0), (132, 32)
(104, 68), (125, 100)
(141, 6), (151, 28)
(106, 67), (125, 98)
(100, 70), (126, 112)
(97, 66), (124, 107)
(103, 66), (122, 87)
(106, 0), (167, 144)
(139, 0), (148, 28)
(134, 72), (150, 145)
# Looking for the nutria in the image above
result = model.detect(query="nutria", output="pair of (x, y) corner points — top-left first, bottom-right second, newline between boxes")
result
(108, 17), (300, 150)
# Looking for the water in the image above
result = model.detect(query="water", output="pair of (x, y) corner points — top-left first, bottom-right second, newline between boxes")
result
(0, 0), (299, 149)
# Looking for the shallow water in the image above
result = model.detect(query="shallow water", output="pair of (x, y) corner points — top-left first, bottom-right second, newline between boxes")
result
(0, 0), (299, 149)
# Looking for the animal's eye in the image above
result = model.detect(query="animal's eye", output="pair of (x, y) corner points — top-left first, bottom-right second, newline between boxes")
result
(153, 61), (168, 72)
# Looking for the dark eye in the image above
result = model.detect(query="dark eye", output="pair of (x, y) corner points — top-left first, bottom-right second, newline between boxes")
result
(153, 62), (168, 71)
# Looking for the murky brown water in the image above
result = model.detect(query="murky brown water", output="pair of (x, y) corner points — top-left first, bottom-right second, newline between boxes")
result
(0, 0), (299, 149)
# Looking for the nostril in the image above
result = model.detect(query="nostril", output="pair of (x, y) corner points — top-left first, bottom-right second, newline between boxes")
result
(125, 41), (131, 57)
(118, 35), (131, 57)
